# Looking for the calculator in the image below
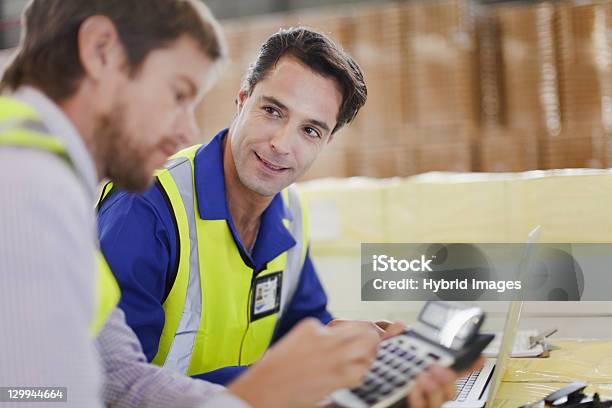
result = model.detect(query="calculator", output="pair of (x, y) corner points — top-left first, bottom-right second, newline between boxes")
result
(330, 301), (494, 408)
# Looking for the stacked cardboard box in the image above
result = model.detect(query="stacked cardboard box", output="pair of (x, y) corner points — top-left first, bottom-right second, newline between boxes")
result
(196, 20), (248, 141)
(344, 4), (412, 178)
(404, 0), (480, 129)
(480, 127), (539, 172)
(350, 4), (404, 130)
(551, 1), (612, 168)
(496, 2), (561, 133)
(556, 2), (608, 126)
(541, 124), (608, 169)
(403, 0), (480, 174)
(344, 126), (417, 178)
(607, 0), (612, 175)
(414, 126), (477, 173)
(479, 3), (557, 172)
(476, 9), (505, 128)
(282, 6), (353, 49)
(600, 2), (612, 134)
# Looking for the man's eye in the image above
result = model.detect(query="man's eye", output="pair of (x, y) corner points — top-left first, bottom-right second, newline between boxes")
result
(263, 106), (281, 117)
(304, 127), (321, 139)
(175, 92), (187, 103)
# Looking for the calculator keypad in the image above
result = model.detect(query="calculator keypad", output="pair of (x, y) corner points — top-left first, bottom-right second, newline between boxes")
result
(347, 335), (452, 407)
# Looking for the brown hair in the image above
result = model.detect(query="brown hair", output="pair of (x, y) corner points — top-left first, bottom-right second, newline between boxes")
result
(242, 27), (367, 134)
(1, 0), (226, 101)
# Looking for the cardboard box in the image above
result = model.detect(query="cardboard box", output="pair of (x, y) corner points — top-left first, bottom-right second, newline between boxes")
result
(404, 0), (481, 128)
(540, 124), (608, 169)
(556, 2), (611, 126)
(345, 126), (418, 178)
(497, 3), (561, 133)
(479, 127), (540, 172)
(350, 4), (405, 130)
(416, 141), (474, 173)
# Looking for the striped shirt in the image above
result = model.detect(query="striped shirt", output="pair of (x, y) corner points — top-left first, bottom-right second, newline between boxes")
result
(0, 87), (249, 408)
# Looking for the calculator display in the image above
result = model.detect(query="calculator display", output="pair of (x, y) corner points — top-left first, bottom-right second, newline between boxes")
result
(418, 302), (484, 348)
(418, 301), (450, 330)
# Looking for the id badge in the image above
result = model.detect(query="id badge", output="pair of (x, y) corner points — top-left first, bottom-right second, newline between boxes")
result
(250, 271), (282, 322)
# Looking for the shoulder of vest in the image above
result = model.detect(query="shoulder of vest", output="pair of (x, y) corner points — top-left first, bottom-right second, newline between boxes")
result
(155, 144), (202, 177)
(0, 97), (73, 167)
(0, 96), (41, 122)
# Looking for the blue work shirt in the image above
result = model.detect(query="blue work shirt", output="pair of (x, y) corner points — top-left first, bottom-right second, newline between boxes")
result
(97, 129), (333, 385)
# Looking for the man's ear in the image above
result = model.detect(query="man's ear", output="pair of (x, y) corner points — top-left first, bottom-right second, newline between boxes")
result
(78, 15), (125, 82)
(236, 89), (248, 113)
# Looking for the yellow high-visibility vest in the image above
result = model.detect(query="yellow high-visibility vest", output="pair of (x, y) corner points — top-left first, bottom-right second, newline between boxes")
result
(0, 96), (120, 336)
(99, 144), (309, 375)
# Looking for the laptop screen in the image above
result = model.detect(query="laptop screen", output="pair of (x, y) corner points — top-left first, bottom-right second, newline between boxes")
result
(486, 226), (541, 403)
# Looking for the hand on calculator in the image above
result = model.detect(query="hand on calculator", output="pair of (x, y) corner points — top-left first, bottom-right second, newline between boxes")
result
(330, 302), (493, 408)
(229, 302), (489, 408)
(227, 318), (380, 408)
(320, 318), (485, 408)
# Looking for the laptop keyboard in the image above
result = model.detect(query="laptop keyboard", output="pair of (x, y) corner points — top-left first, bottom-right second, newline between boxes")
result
(454, 368), (482, 401)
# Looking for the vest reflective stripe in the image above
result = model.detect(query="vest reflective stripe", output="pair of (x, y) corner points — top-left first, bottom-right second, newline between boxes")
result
(155, 156), (203, 373)
(150, 144), (308, 375)
(0, 96), (40, 122)
(0, 97), (120, 337)
(97, 182), (115, 209)
(278, 188), (308, 319)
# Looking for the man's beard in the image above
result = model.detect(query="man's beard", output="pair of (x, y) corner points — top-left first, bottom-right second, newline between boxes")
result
(96, 109), (153, 192)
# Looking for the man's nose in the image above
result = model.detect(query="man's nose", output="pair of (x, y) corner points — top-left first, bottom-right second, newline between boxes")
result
(270, 125), (292, 155)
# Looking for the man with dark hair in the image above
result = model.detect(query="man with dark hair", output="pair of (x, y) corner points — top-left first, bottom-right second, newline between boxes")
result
(0, 3), (384, 408)
(98, 27), (479, 407)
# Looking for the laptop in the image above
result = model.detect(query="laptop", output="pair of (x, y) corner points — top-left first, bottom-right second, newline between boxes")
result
(443, 226), (542, 408)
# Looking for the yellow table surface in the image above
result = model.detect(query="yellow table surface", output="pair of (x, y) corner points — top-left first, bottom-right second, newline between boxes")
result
(491, 340), (612, 407)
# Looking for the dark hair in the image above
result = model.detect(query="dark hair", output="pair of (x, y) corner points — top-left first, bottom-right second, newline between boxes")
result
(243, 27), (367, 134)
(1, 0), (226, 101)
